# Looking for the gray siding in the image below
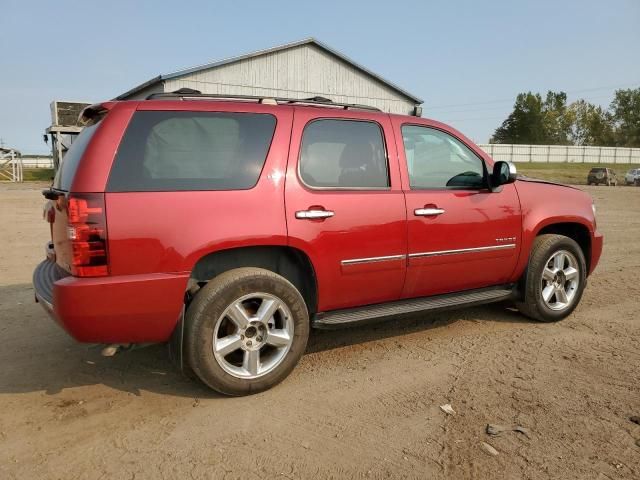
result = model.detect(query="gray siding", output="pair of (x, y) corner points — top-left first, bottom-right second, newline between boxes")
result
(162, 44), (416, 114)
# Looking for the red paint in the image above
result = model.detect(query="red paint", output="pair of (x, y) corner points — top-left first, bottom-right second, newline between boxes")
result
(36, 99), (604, 344)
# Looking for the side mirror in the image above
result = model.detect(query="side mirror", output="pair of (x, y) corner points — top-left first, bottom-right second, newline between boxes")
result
(490, 161), (517, 191)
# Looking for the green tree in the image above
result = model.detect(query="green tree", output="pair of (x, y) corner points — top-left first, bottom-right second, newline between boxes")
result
(542, 91), (572, 145)
(491, 92), (546, 144)
(610, 88), (640, 147)
(568, 100), (615, 146)
(491, 91), (572, 144)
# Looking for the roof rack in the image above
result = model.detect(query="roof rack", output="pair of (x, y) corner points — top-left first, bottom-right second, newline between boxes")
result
(145, 89), (382, 112)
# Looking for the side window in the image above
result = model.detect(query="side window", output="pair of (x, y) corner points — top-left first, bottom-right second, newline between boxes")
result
(299, 119), (389, 189)
(401, 125), (486, 189)
(108, 111), (276, 192)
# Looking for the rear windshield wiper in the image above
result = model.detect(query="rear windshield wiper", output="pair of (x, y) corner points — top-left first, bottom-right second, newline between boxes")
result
(42, 188), (64, 200)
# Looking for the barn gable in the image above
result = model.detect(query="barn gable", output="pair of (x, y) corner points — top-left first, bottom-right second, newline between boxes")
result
(116, 38), (422, 115)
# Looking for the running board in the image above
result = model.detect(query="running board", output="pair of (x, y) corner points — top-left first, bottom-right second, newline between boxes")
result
(312, 286), (515, 329)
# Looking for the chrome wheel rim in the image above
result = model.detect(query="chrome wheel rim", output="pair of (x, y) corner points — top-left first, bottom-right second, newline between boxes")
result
(541, 250), (580, 311)
(212, 292), (294, 379)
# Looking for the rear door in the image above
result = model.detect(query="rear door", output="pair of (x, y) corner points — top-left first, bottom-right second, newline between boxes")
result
(285, 109), (407, 312)
(392, 118), (522, 298)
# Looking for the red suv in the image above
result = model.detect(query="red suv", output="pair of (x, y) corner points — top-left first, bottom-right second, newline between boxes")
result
(34, 91), (603, 395)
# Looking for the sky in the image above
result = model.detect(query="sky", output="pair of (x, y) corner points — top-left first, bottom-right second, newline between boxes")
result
(1, 0), (639, 154)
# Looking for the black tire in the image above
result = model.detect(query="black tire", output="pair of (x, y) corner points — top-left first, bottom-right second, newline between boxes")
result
(516, 234), (587, 322)
(184, 267), (309, 396)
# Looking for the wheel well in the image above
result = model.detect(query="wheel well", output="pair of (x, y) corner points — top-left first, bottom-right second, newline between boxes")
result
(189, 246), (318, 315)
(537, 223), (591, 272)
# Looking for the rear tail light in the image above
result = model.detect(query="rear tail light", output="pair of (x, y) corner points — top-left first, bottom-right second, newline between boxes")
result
(67, 193), (109, 277)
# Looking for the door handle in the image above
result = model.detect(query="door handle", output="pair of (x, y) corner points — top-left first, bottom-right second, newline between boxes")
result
(414, 207), (445, 216)
(295, 209), (335, 219)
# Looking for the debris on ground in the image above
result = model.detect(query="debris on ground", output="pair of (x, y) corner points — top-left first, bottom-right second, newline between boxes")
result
(486, 423), (531, 439)
(630, 416), (640, 425)
(440, 404), (455, 415)
(514, 426), (531, 439)
(486, 424), (508, 436)
(480, 442), (499, 456)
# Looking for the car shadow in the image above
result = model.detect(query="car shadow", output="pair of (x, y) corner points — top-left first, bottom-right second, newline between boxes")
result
(0, 283), (530, 399)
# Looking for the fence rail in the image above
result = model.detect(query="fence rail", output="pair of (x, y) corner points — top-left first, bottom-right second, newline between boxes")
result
(21, 157), (54, 168)
(0, 150), (24, 182)
(478, 144), (640, 164)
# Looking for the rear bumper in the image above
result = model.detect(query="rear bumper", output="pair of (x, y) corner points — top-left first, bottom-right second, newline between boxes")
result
(33, 259), (66, 318)
(33, 260), (189, 343)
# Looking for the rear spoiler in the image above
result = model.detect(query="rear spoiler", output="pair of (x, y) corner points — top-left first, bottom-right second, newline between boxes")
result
(78, 102), (116, 126)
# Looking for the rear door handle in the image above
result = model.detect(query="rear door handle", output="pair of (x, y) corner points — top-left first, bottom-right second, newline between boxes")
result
(414, 207), (445, 216)
(295, 209), (335, 219)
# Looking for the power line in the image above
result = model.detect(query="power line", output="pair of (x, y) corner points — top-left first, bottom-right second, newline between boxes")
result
(437, 116), (507, 123)
(429, 93), (617, 115)
(424, 82), (639, 110)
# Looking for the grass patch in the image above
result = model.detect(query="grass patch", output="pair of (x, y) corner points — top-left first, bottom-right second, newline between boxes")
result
(20, 168), (54, 182)
(515, 163), (640, 185)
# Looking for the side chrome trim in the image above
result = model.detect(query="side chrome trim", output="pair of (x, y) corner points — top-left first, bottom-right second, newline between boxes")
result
(409, 243), (516, 259)
(341, 254), (406, 266)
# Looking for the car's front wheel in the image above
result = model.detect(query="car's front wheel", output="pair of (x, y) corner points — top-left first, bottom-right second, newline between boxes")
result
(185, 268), (309, 395)
(517, 234), (587, 322)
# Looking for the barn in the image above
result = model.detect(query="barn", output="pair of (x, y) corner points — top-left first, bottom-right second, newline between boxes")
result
(116, 38), (423, 115)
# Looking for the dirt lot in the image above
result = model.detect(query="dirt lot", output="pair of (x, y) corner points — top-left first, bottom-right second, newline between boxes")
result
(0, 182), (638, 479)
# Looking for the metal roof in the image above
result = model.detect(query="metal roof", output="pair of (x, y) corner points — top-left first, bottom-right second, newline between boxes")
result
(116, 38), (423, 103)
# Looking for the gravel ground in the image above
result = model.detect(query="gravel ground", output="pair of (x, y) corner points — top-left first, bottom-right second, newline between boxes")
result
(0, 182), (638, 479)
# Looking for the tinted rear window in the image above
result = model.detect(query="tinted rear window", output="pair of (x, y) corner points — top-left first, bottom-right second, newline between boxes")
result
(53, 122), (101, 191)
(107, 111), (276, 192)
(590, 168), (606, 173)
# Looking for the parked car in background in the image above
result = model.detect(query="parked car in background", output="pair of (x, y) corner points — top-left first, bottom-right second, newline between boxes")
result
(33, 91), (603, 396)
(587, 167), (618, 186)
(624, 168), (640, 185)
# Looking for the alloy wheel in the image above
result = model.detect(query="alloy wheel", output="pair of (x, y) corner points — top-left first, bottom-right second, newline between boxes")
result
(540, 250), (580, 311)
(212, 292), (294, 379)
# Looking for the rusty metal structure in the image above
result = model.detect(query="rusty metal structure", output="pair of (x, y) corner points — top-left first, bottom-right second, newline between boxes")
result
(44, 101), (90, 170)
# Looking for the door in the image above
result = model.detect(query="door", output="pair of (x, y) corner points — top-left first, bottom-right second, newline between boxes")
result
(394, 121), (522, 298)
(285, 109), (407, 312)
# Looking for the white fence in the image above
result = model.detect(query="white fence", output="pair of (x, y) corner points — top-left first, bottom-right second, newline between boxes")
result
(12, 147), (640, 171)
(22, 156), (54, 168)
(478, 144), (640, 164)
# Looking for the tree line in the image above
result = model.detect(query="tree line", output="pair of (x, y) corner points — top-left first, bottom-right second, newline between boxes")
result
(490, 87), (640, 147)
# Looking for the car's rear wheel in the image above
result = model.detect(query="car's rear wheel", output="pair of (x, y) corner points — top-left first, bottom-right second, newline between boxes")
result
(185, 268), (309, 395)
(517, 234), (587, 322)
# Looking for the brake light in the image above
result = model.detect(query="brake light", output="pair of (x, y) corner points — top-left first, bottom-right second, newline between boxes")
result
(67, 193), (108, 277)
